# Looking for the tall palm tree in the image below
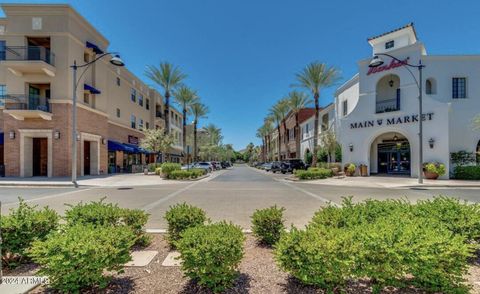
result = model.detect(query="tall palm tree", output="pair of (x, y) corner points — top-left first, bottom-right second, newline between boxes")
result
(256, 126), (267, 162)
(189, 102), (209, 161)
(203, 123), (222, 146)
(287, 90), (313, 158)
(269, 99), (289, 160)
(294, 62), (340, 166)
(145, 62), (186, 135)
(263, 118), (274, 161)
(174, 85), (198, 161)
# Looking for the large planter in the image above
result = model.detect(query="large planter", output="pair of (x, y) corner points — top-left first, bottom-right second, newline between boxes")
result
(424, 171), (439, 180)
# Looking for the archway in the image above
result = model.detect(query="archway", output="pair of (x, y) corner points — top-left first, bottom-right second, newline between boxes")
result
(376, 74), (401, 113)
(370, 132), (411, 175)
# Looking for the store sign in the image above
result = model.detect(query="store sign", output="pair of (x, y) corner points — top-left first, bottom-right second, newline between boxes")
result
(128, 135), (139, 145)
(367, 58), (409, 75)
(350, 113), (434, 129)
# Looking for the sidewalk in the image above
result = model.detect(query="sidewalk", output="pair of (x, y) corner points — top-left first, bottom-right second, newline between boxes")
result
(0, 173), (184, 187)
(292, 175), (480, 189)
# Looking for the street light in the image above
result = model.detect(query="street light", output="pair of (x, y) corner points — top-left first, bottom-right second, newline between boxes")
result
(70, 53), (124, 186)
(369, 53), (425, 184)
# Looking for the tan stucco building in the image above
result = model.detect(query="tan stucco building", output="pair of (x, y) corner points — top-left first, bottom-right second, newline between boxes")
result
(0, 4), (182, 177)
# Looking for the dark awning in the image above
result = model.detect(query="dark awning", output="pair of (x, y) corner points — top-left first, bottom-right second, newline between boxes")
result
(0, 133), (3, 145)
(84, 83), (101, 94)
(108, 140), (134, 153)
(123, 143), (153, 154)
(86, 41), (104, 54)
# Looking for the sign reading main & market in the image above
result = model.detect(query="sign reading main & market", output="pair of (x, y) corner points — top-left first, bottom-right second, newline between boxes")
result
(350, 113), (434, 129)
(367, 58), (409, 75)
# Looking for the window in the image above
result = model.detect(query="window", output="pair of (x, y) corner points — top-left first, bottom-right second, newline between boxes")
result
(146, 98), (150, 110)
(452, 77), (466, 99)
(322, 113), (329, 131)
(305, 123), (309, 136)
(139, 119), (144, 129)
(83, 52), (90, 63)
(426, 78), (436, 95)
(146, 122), (149, 129)
(130, 114), (136, 129)
(0, 84), (5, 107)
(83, 93), (90, 104)
(131, 88), (136, 102)
(385, 40), (394, 49)
(342, 100), (348, 116)
(116, 77), (121, 86)
(0, 41), (6, 60)
(116, 108), (121, 118)
(138, 94), (143, 107)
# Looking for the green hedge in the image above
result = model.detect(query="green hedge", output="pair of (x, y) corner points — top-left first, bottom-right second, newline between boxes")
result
(453, 165), (480, 180)
(1, 199), (59, 268)
(29, 224), (135, 293)
(275, 197), (477, 293)
(168, 168), (206, 180)
(160, 163), (181, 177)
(164, 203), (207, 248)
(177, 222), (245, 293)
(251, 205), (285, 246)
(294, 168), (333, 180)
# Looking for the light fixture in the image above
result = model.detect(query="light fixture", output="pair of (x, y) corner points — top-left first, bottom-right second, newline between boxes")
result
(76, 134), (80, 141)
(393, 134), (398, 141)
(368, 55), (384, 68)
(349, 143), (354, 152)
(54, 130), (60, 140)
(389, 75), (394, 87)
(9, 130), (15, 139)
(429, 138), (435, 149)
(102, 138), (107, 145)
(109, 55), (125, 67)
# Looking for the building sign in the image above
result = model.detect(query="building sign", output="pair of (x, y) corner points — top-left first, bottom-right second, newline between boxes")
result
(128, 135), (139, 145)
(367, 58), (409, 75)
(350, 113), (434, 129)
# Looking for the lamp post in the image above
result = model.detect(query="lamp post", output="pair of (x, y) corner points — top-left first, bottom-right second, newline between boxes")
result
(369, 53), (425, 184)
(70, 53), (124, 186)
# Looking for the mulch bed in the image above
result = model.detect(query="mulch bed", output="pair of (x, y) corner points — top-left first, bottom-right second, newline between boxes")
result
(5, 234), (480, 293)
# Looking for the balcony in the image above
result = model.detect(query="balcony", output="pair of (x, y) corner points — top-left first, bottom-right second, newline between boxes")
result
(1, 46), (56, 77)
(2, 94), (52, 120)
(376, 98), (400, 114)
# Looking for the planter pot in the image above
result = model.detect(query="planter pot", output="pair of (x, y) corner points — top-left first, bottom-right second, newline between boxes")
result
(424, 171), (439, 180)
(331, 167), (339, 176)
(144, 168), (149, 175)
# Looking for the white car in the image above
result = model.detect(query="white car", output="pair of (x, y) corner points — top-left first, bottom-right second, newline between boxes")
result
(194, 162), (213, 173)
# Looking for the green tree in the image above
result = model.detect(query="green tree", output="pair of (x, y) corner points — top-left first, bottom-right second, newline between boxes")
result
(286, 90), (313, 158)
(320, 128), (337, 163)
(145, 62), (186, 135)
(269, 99), (289, 160)
(173, 85), (198, 160)
(294, 62), (340, 166)
(140, 127), (174, 163)
(189, 102), (209, 161)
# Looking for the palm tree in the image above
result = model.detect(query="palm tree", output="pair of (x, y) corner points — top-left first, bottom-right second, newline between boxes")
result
(287, 90), (313, 158)
(145, 62), (186, 135)
(174, 85), (198, 161)
(269, 99), (289, 160)
(263, 118), (274, 161)
(294, 62), (340, 166)
(189, 102), (209, 161)
(256, 126), (267, 162)
(203, 123), (222, 146)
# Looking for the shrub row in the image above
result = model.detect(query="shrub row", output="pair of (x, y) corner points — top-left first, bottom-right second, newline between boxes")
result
(160, 162), (181, 177)
(294, 167), (333, 180)
(453, 165), (480, 180)
(275, 197), (479, 293)
(168, 168), (206, 180)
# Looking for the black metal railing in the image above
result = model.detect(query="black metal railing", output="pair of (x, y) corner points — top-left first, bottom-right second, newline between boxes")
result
(0, 46), (55, 66)
(376, 98), (400, 113)
(1, 94), (51, 112)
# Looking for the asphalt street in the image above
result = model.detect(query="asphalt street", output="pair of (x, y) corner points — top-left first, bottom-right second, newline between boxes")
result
(1, 165), (479, 229)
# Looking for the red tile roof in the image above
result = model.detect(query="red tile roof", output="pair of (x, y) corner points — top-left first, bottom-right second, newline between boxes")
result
(367, 22), (417, 41)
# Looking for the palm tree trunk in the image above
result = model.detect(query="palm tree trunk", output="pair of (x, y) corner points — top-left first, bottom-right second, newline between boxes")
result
(282, 120), (289, 159)
(295, 112), (300, 159)
(164, 91), (170, 162)
(182, 105), (187, 164)
(193, 121), (198, 162)
(312, 93), (320, 167)
(277, 125), (281, 161)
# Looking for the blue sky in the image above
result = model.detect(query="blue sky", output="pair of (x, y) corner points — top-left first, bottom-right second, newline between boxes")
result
(2, 1), (479, 150)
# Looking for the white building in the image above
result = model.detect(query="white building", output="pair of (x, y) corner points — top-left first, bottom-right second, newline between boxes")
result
(300, 103), (336, 160)
(335, 23), (480, 179)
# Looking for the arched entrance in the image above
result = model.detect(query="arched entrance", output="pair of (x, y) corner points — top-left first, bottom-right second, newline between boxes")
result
(370, 132), (411, 175)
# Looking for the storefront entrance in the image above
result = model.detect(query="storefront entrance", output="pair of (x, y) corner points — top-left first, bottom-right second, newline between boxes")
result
(32, 138), (48, 176)
(377, 141), (410, 175)
(84, 141), (91, 175)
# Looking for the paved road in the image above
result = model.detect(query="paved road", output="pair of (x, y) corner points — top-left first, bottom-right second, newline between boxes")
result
(1, 165), (480, 229)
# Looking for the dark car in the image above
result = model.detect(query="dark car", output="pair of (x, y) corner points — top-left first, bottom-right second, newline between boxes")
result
(270, 161), (282, 173)
(280, 159), (306, 174)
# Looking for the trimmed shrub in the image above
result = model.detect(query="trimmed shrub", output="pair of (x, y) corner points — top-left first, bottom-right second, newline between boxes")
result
(160, 163), (181, 177)
(177, 222), (245, 293)
(423, 162), (446, 176)
(168, 169), (206, 180)
(65, 198), (150, 246)
(1, 199), (59, 267)
(148, 163), (161, 172)
(294, 168), (333, 180)
(453, 165), (480, 180)
(164, 203), (207, 248)
(155, 167), (162, 175)
(29, 224), (135, 293)
(251, 205), (285, 246)
(344, 163), (356, 175)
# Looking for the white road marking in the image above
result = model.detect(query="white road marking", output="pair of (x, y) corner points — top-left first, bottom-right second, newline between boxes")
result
(276, 178), (340, 207)
(3, 188), (93, 207)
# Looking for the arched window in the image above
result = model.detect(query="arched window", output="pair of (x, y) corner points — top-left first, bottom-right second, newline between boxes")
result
(376, 74), (400, 113)
(426, 78), (436, 94)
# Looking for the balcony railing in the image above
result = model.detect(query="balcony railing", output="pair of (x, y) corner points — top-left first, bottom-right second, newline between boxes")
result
(1, 94), (51, 112)
(0, 46), (55, 66)
(376, 98), (400, 114)
(155, 111), (163, 118)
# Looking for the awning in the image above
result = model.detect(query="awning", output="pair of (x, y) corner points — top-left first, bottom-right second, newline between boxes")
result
(0, 133), (3, 145)
(108, 140), (134, 153)
(86, 41), (104, 54)
(84, 83), (101, 94)
(124, 143), (153, 154)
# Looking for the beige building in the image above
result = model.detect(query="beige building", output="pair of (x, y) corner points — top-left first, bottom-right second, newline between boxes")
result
(0, 4), (182, 177)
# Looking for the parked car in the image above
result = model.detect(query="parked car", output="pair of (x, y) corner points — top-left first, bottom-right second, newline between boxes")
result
(270, 161), (282, 173)
(280, 159), (306, 174)
(194, 162), (213, 172)
(221, 161), (231, 168)
(263, 162), (273, 171)
(181, 164), (196, 170)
